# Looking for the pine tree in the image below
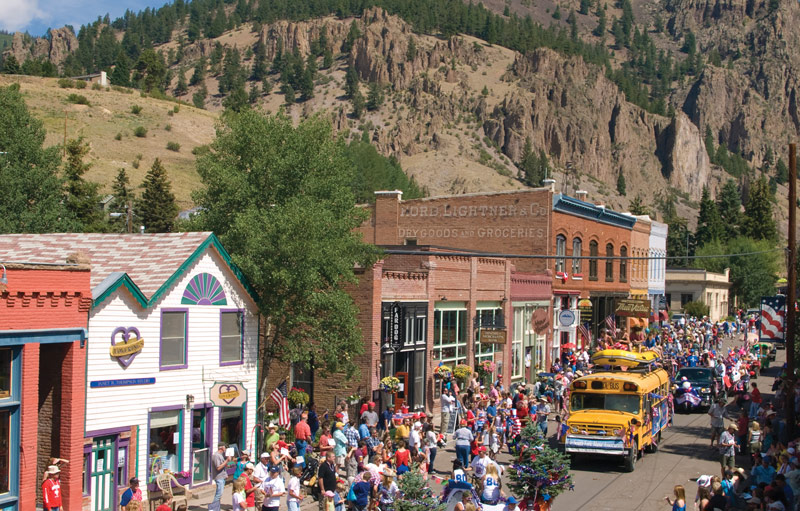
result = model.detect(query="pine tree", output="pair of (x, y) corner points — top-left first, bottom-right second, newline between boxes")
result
(628, 195), (650, 216)
(742, 174), (777, 242)
(299, 67), (314, 101)
(507, 423), (573, 505)
(579, 0), (592, 15)
(322, 48), (334, 69)
(252, 37), (268, 81)
(617, 170), (626, 195)
(109, 168), (134, 232)
(137, 158), (178, 233)
(407, 37), (417, 62)
(552, 5), (562, 19)
(716, 178), (742, 239)
(519, 138), (544, 187)
(192, 84), (207, 109)
(190, 56), (206, 86)
(282, 83), (296, 105)
(704, 125), (715, 161)
(394, 465), (446, 511)
(351, 87), (365, 118)
(262, 79), (272, 95)
(344, 66), (359, 98)
(2, 55), (20, 74)
(343, 20), (362, 54)
(366, 82), (384, 111)
(694, 185), (723, 248)
(207, 4), (227, 38)
(174, 66), (188, 96)
(593, 6), (606, 37)
(63, 137), (105, 231)
(110, 50), (131, 87)
(776, 158), (789, 185)
(568, 11), (578, 41)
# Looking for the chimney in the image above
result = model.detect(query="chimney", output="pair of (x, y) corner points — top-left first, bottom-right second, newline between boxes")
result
(575, 190), (588, 201)
(542, 178), (556, 192)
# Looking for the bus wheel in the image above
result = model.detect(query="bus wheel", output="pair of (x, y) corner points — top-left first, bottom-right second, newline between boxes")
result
(624, 441), (638, 472)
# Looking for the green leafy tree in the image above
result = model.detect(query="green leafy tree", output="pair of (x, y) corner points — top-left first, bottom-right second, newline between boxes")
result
(137, 158), (178, 233)
(111, 50), (131, 87)
(616, 170), (626, 195)
(507, 423), (573, 505)
(683, 300), (710, 317)
(193, 112), (380, 396)
(63, 137), (105, 231)
(695, 237), (779, 307)
(742, 174), (777, 241)
(0, 84), (69, 233)
(109, 167), (135, 232)
(694, 185), (723, 248)
(628, 195), (650, 216)
(716, 179), (742, 239)
(366, 82), (384, 111)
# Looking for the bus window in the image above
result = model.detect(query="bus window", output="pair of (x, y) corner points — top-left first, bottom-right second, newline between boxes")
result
(571, 393), (640, 414)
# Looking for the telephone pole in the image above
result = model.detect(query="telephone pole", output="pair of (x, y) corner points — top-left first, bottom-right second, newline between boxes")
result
(787, 143), (797, 438)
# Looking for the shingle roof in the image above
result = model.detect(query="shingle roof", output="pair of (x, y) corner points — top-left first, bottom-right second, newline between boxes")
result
(0, 232), (214, 299)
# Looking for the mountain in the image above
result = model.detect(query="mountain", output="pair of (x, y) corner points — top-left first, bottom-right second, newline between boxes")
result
(2, 0), (799, 233)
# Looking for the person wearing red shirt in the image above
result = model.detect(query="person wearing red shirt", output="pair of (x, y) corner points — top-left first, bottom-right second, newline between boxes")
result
(42, 466), (62, 511)
(155, 495), (173, 511)
(750, 382), (762, 419)
(294, 413), (312, 467)
(242, 463), (257, 510)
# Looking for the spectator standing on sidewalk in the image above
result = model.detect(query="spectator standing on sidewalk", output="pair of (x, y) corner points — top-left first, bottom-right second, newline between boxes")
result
(317, 452), (339, 511)
(210, 444), (232, 511)
(295, 413), (312, 468)
(261, 466), (285, 511)
(441, 388), (456, 441)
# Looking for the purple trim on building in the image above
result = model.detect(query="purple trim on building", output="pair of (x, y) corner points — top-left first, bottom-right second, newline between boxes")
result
(218, 401), (246, 460)
(83, 444), (92, 497)
(85, 425), (134, 438)
(219, 309), (244, 367)
(159, 308), (189, 371)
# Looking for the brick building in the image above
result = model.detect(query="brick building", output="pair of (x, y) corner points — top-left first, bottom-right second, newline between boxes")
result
(551, 194), (636, 344)
(0, 262), (91, 511)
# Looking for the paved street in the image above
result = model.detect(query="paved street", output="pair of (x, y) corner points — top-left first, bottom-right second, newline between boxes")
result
(187, 333), (778, 511)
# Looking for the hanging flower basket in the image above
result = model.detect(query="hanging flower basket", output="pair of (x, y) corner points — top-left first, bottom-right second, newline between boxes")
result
(379, 376), (400, 393)
(288, 387), (310, 407)
(434, 365), (453, 379)
(453, 364), (473, 380)
(346, 393), (361, 405)
(478, 360), (496, 375)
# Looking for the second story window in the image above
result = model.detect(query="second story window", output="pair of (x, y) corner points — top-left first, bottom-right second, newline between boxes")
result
(572, 237), (582, 274)
(620, 246), (628, 282)
(555, 235), (566, 273)
(589, 241), (598, 280)
(605, 243), (614, 282)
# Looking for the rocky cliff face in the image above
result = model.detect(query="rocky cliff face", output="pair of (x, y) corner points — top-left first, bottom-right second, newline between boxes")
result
(4, 28), (78, 71)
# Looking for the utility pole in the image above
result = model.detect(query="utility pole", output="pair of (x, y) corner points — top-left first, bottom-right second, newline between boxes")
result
(63, 111), (68, 159)
(787, 143), (797, 438)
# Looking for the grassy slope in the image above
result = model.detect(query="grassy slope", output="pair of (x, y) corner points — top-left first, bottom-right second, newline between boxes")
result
(0, 74), (217, 209)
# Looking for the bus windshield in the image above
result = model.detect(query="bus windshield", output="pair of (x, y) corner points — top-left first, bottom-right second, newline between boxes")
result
(570, 392), (640, 414)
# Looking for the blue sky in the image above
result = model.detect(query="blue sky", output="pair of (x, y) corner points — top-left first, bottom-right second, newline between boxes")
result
(1, 0), (168, 37)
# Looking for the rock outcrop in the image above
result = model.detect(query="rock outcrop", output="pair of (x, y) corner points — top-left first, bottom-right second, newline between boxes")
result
(3, 28), (78, 71)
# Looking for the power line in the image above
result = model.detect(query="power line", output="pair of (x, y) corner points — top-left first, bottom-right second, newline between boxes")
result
(380, 247), (784, 261)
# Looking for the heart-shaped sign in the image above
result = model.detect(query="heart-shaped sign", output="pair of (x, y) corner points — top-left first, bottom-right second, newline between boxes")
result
(110, 327), (143, 368)
(218, 384), (241, 405)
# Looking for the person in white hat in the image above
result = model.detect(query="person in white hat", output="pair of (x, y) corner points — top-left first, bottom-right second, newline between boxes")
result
(253, 452), (270, 485)
(42, 466), (62, 511)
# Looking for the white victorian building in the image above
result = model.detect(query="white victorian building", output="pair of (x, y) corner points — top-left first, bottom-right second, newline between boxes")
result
(0, 233), (259, 510)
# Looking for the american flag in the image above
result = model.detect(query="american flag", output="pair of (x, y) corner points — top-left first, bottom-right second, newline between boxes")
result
(760, 296), (786, 341)
(270, 380), (289, 426)
(605, 314), (616, 334)
(578, 323), (592, 347)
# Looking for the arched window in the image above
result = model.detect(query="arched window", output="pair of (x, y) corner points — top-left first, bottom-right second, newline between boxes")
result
(555, 235), (566, 273)
(589, 241), (598, 280)
(605, 243), (614, 281)
(620, 246), (628, 282)
(572, 237), (582, 274)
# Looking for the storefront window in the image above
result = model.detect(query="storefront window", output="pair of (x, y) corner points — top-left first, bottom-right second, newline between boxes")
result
(220, 310), (243, 364)
(220, 407), (243, 453)
(148, 409), (182, 476)
(0, 350), (10, 400)
(512, 308), (524, 379)
(433, 308), (467, 366)
(474, 308), (502, 368)
(0, 410), (8, 494)
(161, 311), (187, 369)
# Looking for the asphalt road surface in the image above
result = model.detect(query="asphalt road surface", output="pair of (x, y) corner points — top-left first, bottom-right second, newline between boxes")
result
(552, 334), (782, 511)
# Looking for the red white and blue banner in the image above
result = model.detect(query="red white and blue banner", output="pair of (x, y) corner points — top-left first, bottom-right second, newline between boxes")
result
(760, 295), (786, 341)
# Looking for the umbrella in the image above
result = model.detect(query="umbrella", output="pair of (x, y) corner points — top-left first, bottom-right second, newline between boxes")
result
(561, 343), (576, 350)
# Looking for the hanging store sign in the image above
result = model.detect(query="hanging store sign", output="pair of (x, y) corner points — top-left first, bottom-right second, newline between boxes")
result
(210, 382), (248, 407)
(531, 307), (550, 332)
(615, 299), (651, 318)
(109, 327), (144, 368)
(558, 309), (576, 327)
(390, 302), (404, 351)
(578, 298), (593, 324)
(480, 329), (507, 344)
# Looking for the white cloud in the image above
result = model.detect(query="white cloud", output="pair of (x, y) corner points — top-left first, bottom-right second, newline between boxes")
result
(0, 0), (48, 32)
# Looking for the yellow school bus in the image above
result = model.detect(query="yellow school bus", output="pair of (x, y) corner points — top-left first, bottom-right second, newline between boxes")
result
(562, 358), (671, 472)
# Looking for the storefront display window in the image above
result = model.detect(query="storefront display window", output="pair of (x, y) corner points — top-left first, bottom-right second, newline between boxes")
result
(220, 407), (243, 453)
(474, 307), (502, 369)
(0, 410), (8, 494)
(432, 307), (467, 366)
(149, 409), (182, 476)
(512, 308), (524, 379)
(220, 310), (243, 365)
(161, 311), (187, 369)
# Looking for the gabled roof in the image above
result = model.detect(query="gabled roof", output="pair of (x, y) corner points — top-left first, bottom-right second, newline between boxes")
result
(0, 233), (257, 309)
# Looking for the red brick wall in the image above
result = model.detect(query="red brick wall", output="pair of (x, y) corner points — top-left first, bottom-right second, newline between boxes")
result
(61, 340), (87, 511)
(19, 343), (40, 511)
(0, 268), (92, 329)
